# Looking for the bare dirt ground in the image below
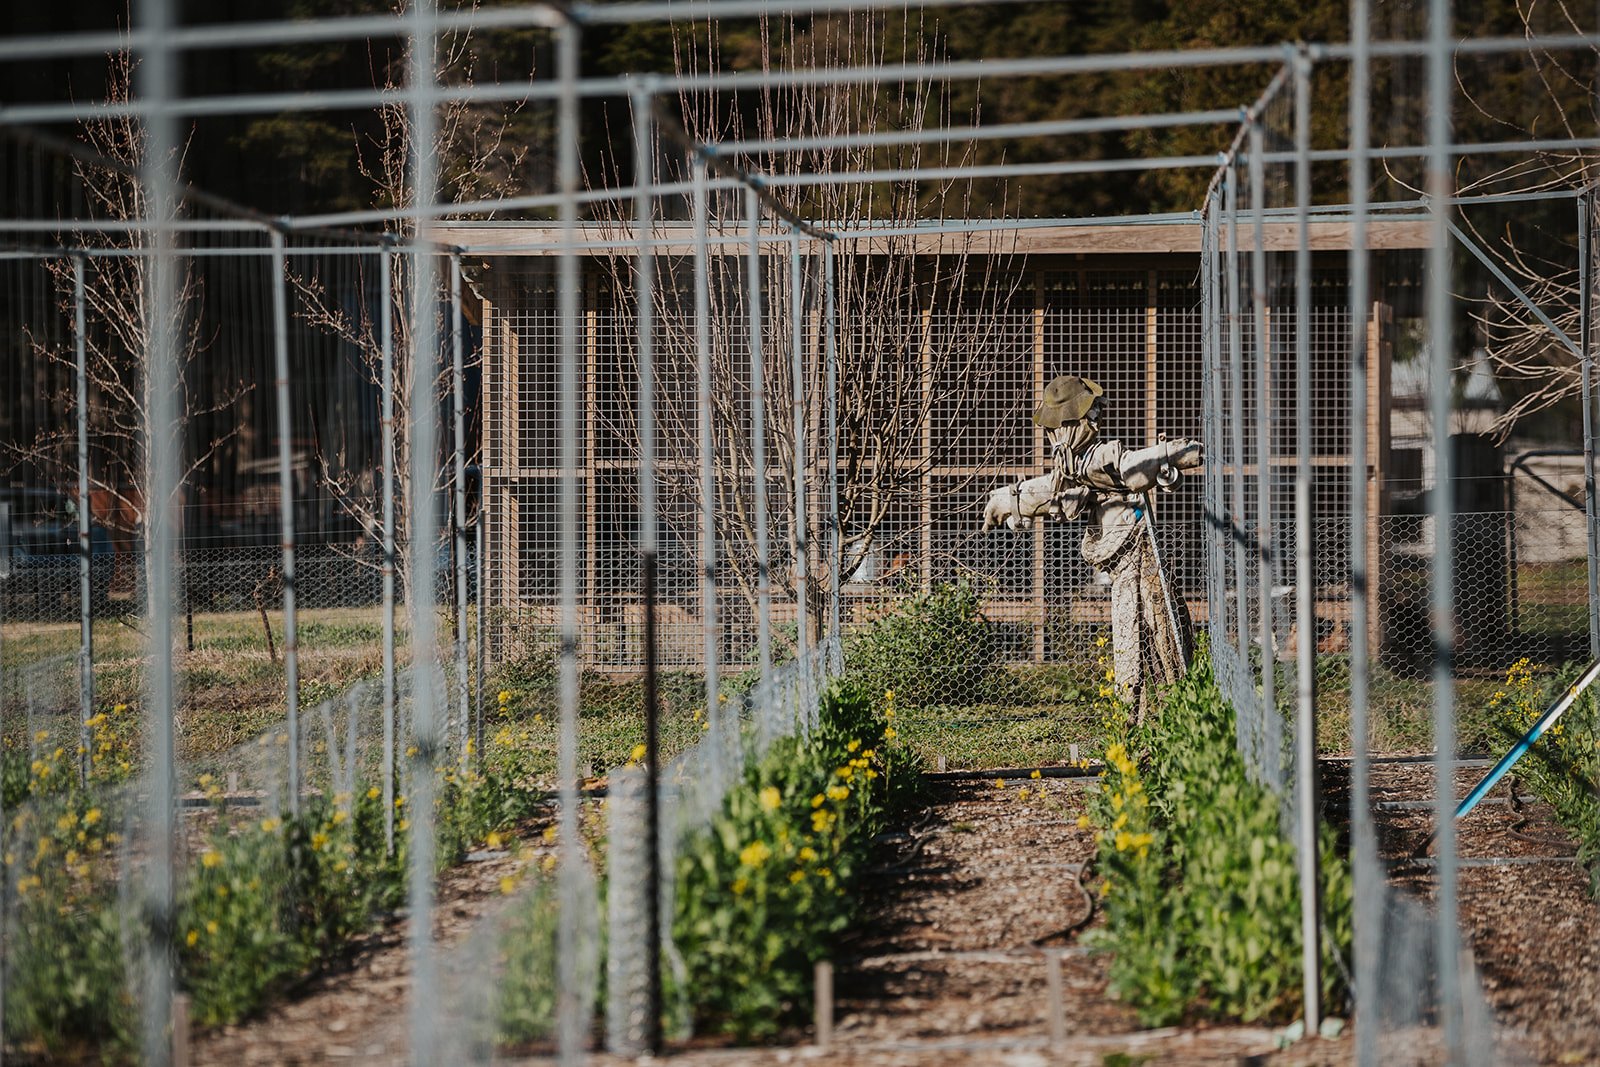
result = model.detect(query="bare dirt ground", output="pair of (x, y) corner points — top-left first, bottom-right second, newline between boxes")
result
(186, 765), (1597, 1067)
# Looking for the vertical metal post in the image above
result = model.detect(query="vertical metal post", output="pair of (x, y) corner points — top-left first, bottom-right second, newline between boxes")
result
(1227, 161), (1253, 705)
(748, 189), (772, 685)
(73, 254), (93, 788)
(271, 230), (301, 816)
(790, 230), (809, 679)
(1292, 46), (1322, 1034)
(692, 156), (720, 734)
(824, 240), (841, 671)
(631, 80), (663, 1055)
(1249, 113), (1280, 785)
(1581, 195), (1600, 658)
(136, 0), (180, 1055)
(405, 0), (442, 1058)
(1427, 0), (1462, 1054)
(1348, 4), (1379, 1062)
(380, 242), (397, 855)
(451, 253), (470, 761)
(476, 490), (485, 761)
(555, 15), (586, 1067)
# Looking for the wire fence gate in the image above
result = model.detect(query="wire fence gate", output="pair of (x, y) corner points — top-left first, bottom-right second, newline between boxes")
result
(3, 1), (1600, 1064)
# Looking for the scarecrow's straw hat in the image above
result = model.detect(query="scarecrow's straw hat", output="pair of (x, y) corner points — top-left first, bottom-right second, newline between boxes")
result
(1033, 375), (1104, 428)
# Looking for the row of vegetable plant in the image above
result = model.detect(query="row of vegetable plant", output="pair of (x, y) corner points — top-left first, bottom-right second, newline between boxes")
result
(2, 699), (547, 1058)
(1082, 650), (1354, 1027)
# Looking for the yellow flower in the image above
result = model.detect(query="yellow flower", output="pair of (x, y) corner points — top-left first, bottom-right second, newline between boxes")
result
(847, 739), (861, 753)
(486, 832), (503, 850)
(206, 921), (219, 936)
(1018, 788), (1030, 800)
(884, 708), (895, 719)
(799, 846), (818, 862)
(500, 876), (516, 895)
(739, 841), (772, 867)
(1076, 815), (1091, 829)
(187, 929), (199, 947)
(216, 885), (229, 896)
(1112, 812), (1128, 830)
(811, 793), (826, 808)
(498, 690), (511, 704)
(630, 743), (647, 764)
(884, 726), (897, 739)
(1095, 635), (1108, 647)
(368, 786), (381, 800)
(731, 877), (749, 895)
(1030, 770), (1041, 779)
(836, 766), (853, 780)
(816, 867), (831, 879)
(399, 819), (410, 832)
(826, 784), (850, 802)
(994, 779), (1004, 789)
(261, 818), (281, 833)
(201, 850), (221, 869)
(312, 832), (330, 850)
(790, 870), (805, 883)
(759, 786), (781, 812)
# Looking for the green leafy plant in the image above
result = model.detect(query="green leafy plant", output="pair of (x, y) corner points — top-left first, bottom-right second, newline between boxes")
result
(845, 578), (1012, 708)
(1085, 651), (1352, 1026)
(1488, 657), (1599, 895)
(671, 680), (919, 1038)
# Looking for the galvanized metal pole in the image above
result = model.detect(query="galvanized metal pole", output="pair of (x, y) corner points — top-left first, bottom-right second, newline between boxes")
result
(451, 253), (470, 762)
(631, 80), (663, 1055)
(271, 230), (302, 817)
(405, 0), (443, 1058)
(1249, 114), (1280, 787)
(1581, 195), (1600, 659)
(749, 189), (772, 685)
(475, 483), (485, 761)
(790, 229), (809, 693)
(554, 16), (587, 1067)
(692, 156), (720, 735)
(1226, 161), (1253, 715)
(380, 241), (397, 856)
(1292, 46), (1322, 1035)
(824, 240), (841, 673)
(73, 254), (93, 789)
(1348, 3), (1380, 1062)
(136, 0), (180, 1056)
(1427, 0), (1463, 1054)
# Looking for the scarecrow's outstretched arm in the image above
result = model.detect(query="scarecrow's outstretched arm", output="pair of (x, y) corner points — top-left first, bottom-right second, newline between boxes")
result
(981, 476), (1089, 531)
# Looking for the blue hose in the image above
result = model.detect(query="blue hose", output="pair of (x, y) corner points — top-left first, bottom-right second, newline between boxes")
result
(1453, 657), (1600, 820)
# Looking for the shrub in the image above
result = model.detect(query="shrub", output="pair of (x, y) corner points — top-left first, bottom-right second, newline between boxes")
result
(845, 579), (1009, 707)
(1085, 651), (1353, 1026)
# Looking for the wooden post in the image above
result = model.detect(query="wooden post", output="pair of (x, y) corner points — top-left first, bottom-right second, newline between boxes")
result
(815, 960), (834, 1047)
(1045, 952), (1065, 1048)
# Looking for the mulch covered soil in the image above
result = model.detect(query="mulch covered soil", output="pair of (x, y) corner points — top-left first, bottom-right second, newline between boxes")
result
(186, 765), (1596, 1066)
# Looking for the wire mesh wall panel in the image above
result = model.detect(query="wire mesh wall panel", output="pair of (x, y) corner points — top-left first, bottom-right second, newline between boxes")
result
(483, 258), (1224, 718)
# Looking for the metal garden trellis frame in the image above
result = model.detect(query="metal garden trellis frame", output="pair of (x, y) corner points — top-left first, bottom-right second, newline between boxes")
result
(6, 3), (1600, 1064)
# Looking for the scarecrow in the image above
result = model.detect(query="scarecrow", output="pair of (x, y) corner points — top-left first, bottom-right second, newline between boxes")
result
(981, 375), (1203, 720)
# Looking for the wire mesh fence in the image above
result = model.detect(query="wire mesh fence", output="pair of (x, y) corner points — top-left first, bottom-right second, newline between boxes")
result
(4, 3), (1600, 1063)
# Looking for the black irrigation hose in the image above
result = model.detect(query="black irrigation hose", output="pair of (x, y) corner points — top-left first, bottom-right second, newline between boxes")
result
(1505, 815), (1580, 853)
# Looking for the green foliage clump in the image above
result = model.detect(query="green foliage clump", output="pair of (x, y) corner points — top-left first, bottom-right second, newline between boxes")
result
(1488, 657), (1600, 896)
(845, 579), (1009, 708)
(1085, 653), (1352, 1026)
(672, 681), (919, 1038)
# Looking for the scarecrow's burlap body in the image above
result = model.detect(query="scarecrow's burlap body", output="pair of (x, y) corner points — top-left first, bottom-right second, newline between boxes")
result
(1051, 437), (1195, 721)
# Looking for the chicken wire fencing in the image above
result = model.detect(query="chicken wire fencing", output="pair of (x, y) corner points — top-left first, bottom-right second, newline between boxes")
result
(6, 2), (1600, 1064)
